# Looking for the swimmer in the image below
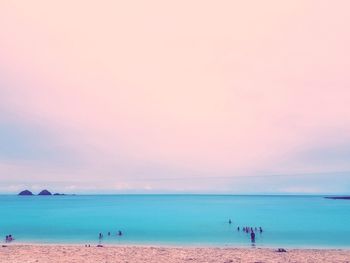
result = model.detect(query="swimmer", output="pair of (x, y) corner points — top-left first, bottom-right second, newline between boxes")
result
(250, 231), (256, 243)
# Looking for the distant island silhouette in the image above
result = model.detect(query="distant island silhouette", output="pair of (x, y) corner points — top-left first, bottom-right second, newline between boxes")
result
(38, 189), (52, 195)
(18, 190), (34, 196)
(18, 190), (67, 196)
(325, 196), (350, 200)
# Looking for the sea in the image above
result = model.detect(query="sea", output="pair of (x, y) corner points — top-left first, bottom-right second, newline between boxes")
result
(0, 195), (349, 248)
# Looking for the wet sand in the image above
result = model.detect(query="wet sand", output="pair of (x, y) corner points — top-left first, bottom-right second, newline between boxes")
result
(1, 245), (350, 263)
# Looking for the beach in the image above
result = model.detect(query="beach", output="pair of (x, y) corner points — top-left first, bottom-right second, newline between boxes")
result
(1, 245), (350, 263)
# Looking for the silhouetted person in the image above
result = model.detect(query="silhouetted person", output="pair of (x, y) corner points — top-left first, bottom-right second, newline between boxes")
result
(98, 233), (103, 245)
(259, 227), (263, 233)
(250, 231), (255, 243)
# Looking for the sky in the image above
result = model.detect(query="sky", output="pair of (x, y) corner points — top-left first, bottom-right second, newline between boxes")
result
(1, 0), (350, 194)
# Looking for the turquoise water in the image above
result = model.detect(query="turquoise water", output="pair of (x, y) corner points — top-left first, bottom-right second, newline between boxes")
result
(0, 195), (349, 248)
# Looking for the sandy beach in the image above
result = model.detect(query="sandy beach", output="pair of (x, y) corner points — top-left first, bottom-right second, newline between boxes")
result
(1, 245), (349, 263)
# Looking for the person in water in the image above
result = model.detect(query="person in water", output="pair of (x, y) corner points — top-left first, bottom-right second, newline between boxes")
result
(228, 219), (232, 224)
(250, 231), (255, 243)
(5, 235), (14, 242)
(108, 232), (111, 236)
(259, 227), (263, 233)
(237, 226), (240, 231)
(117, 230), (123, 236)
(98, 233), (103, 245)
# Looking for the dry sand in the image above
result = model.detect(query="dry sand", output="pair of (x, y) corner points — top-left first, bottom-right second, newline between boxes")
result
(1, 244), (350, 263)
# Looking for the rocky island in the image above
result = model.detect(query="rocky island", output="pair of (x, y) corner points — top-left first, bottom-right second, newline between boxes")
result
(18, 190), (34, 196)
(38, 189), (52, 196)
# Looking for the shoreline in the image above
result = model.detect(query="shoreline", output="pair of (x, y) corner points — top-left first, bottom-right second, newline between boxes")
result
(2, 243), (350, 250)
(1, 244), (350, 263)
(3, 242), (350, 250)
(4, 241), (350, 250)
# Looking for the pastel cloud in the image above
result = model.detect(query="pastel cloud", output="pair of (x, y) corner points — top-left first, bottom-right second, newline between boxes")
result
(0, 0), (350, 193)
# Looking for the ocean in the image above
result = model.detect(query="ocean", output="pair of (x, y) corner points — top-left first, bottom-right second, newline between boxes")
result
(0, 195), (349, 248)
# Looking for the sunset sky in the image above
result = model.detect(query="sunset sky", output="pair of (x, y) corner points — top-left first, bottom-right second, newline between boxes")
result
(1, 0), (350, 194)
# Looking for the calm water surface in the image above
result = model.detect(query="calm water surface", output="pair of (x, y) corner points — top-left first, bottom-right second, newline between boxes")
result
(0, 195), (349, 248)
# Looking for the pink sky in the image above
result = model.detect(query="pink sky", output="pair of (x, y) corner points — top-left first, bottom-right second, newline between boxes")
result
(1, 0), (350, 193)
